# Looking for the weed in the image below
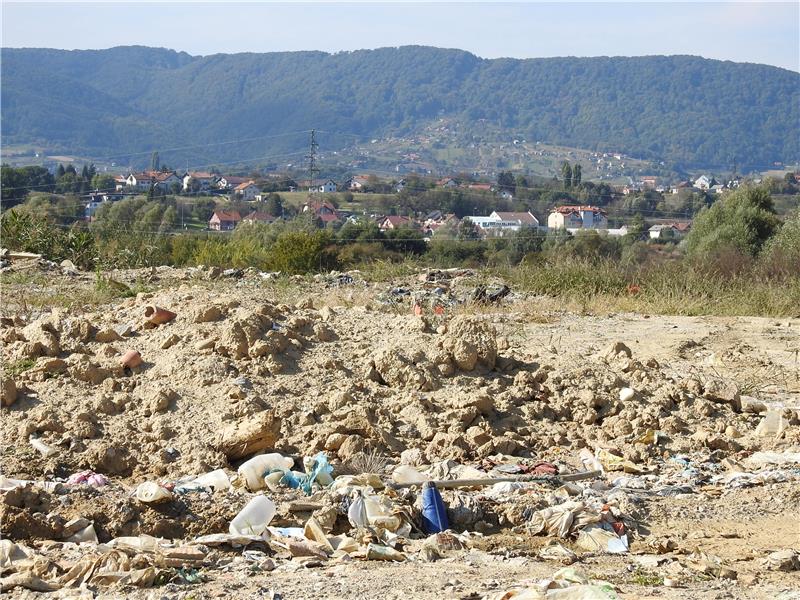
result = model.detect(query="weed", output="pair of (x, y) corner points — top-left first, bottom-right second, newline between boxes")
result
(629, 567), (664, 587)
(3, 357), (36, 377)
(341, 448), (388, 475)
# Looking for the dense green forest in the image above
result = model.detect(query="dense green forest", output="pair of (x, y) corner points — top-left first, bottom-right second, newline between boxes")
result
(2, 46), (798, 170)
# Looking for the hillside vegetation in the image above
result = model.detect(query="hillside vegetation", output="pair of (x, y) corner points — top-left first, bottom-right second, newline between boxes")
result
(2, 46), (798, 170)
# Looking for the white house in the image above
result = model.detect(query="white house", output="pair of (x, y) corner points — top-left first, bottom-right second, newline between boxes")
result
(548, 206), (608, 230)
(234, 181), (260, 201)
(183, 171), (218, 192)
(693, 175), (717, 190)
(310, 179), (337, 193)
(462, 211), (539, 236)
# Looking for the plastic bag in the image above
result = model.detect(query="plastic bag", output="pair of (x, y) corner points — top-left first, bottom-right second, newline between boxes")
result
(281, 452), (333, 495)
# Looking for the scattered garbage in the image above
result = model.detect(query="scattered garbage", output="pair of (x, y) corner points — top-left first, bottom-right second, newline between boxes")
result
(135, 481), (173, 504)
(421, 481), (449, 534)
(230, 495), (276, 536)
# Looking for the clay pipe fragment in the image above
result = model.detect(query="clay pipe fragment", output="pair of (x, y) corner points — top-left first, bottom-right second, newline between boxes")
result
(120, 349), (142, 369)
(144, 305), (176, 326)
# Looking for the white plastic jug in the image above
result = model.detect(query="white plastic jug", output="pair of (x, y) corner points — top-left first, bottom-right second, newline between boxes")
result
(391, 465), (429, 485)
(238, 453), (294, 491)
(229, 495), (276, 536)
(193, 469), (231, 491)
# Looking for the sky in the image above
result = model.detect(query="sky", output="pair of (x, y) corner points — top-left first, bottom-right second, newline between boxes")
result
(2, 1), (799, 71)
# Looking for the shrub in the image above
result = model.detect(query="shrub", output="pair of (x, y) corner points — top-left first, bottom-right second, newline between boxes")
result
(685, 186), (780, 259)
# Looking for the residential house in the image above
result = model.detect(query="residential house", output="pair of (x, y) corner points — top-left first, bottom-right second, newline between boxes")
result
(641, 176), (658, 189)
(491, 211), (540, 229)
(126, 171), (181, 192)
(113, 175), (128, 191)
(395, 179), (406, 193)
(548, 206), (608, 230)
(303, 200), (339, 224)
(216, 176), (251, 190)
(379, 215), (415, 231)
(234, 181), (260, 201)
(183, 171), (218, 192)
(208, 210), (241, 231)
(693, 175), (717, 190)
(309, 179), (337, 193)
(437, 178), (458, 188)
(346, 175), (371, 191)
(462, 211), (539, 236)
(422, 212), (458, 236)
(242, 211), (276, 225)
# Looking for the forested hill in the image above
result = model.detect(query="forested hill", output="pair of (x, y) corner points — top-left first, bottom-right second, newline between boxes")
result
(2, 45), (798, 170)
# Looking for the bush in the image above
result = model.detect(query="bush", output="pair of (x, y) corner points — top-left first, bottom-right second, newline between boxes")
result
(685, 186), (780, 259)
(760, 210), (800, 277)
(268, 231), (336, 274)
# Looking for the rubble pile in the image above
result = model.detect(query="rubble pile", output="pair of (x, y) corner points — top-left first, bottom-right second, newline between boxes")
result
(1, 269), (799, 598)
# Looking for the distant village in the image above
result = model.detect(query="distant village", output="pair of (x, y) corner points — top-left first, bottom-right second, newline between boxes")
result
(78, 168), (774, 241)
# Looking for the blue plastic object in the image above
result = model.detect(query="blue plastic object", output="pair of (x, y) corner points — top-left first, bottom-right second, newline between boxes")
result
(421, 481), (449, 533)
(278, 452), (333, 495)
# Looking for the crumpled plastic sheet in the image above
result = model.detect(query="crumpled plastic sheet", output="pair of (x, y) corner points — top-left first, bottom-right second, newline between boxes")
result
(717, 469), (798, 488)
(66, 470), (109, 488)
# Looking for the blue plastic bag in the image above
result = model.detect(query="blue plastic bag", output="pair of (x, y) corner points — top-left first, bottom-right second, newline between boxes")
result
(279, 452), (333, 495)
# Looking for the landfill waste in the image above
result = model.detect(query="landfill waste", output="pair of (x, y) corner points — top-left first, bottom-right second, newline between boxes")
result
(491, 567), (620, 599)
(420, 481), (449, 533)
(135, 481), (173, 504)
(230, 495), (276, 536)
(1, 265), (798, 597)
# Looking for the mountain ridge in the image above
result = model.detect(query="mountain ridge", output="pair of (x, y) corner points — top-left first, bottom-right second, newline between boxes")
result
(2, 45), (798, 170)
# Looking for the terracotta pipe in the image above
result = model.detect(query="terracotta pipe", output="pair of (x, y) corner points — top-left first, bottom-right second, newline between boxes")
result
(144, 305), (176, 325)
(120, 349), (142, 369)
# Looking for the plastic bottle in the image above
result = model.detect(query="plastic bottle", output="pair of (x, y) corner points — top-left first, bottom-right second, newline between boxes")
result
(392, 465), (429, 485)
(237, 453), (294, 491)
(193, 469), (231, 491)
(229, 495), (276, 536)
(421, 481), (449, 534)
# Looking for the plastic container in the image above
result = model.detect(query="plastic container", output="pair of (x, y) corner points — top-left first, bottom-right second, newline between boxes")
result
(347, 491), (368, 529)
(229, 495), (276, 536)
(135, 482), (173, 504)
(421, 481), (449, 534)
(366, 543), (406, 562)
(364, 494), (402, 531)
(392, 465), (429, 485)
(193, 469), (231, 491)
(238, 453), (294, 491)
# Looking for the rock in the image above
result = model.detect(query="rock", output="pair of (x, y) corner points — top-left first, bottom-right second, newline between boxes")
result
(195, 338), (216, 351)
(703, 378), (741, 411)
(313, 323), (336, 342)
(761, 549), (799, 572)
(441, 316), (497, 371)
(114, 323), (133, 338)
(605, 341), (632, 360)
(94, 328), (123, 343)
(400, 447), (427, 466)
(148, 388), (178, 414)
(193, 305), (223, 323)
(619, 387), (636, 402)
(337, 435), (365, 462)
(161, 334), (180, 349)
(371, 346), (439, 391)
(324, 433), (347, 451)
(214, 411), (281, 460)
(1, 377), (18, 407)
(319, 306), (335, 322)
(22, 320), (60, 358)
(70, 357), (111, 385)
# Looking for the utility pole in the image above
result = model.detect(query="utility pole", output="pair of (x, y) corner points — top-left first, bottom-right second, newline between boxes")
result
(306, 129), (319, 194)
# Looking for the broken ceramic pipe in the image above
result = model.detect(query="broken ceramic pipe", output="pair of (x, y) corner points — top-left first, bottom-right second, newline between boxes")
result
(143, 305), (177, 326)
(120, 350), (142, 369)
